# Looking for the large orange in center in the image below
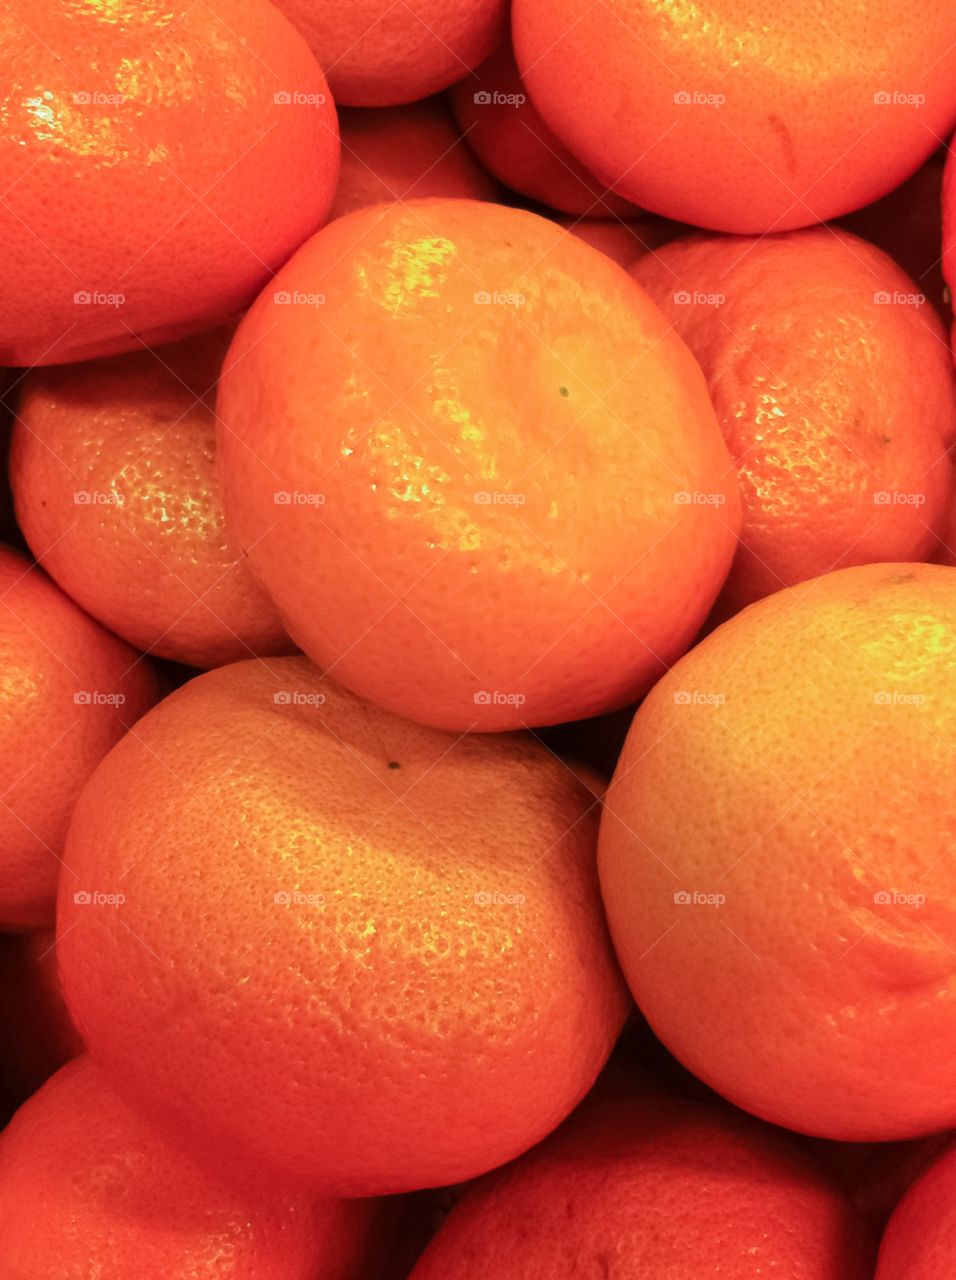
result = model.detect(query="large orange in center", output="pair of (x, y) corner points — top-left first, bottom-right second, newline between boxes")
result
(216, 198), (740, 731)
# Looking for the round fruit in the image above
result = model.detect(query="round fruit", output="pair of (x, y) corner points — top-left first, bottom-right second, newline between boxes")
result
(876, 1138), (956, 1276)
(0, 0), (339, 366)
(216, 198), (740, 732)
(634, 227), (955, 610)
(57, 657), (628, 1195)
(11, 328), (289, 669)
(0, 546), (157, 929)
(451, 43), (636, 217)
(331, 99), (498, 221)
(270, 0), (507, 107)
(513, 0), (956, 233)
(0, 1057), (379, 1280)
(599, 562), (956, 1142)
(409, 1095), (874, 1278)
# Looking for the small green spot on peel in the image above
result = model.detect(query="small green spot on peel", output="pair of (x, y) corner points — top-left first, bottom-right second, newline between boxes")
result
(559, 386), (569, 397)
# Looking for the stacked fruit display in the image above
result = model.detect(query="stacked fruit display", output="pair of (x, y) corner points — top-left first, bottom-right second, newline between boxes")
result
(1, 1), (956, 1275)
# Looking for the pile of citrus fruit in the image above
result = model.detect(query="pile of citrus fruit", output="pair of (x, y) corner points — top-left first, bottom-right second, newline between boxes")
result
(1, 1), (956, 1274)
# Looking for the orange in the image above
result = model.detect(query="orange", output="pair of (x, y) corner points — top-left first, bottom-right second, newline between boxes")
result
(633, 227), (956, 612)
(331, 99), (498, 221)
(0, 546), (157, 929)
(0, 0), (338, 367)
(409, 1094), (874, 1278)
(57, 657), (628, 1196)
(11, 328), (289, 669)
(0, 1057), (381, 1280)
(876, 1138), (956, 1276)
(216, 198), (741, 732)
(0, 930), (81, 1106)
(270, 0), (507, 107)
(556, 213), (683, 269)
(450, 43), (636, 217)
(599, 561), (956, 1142)
(513, 1), (956, 233)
